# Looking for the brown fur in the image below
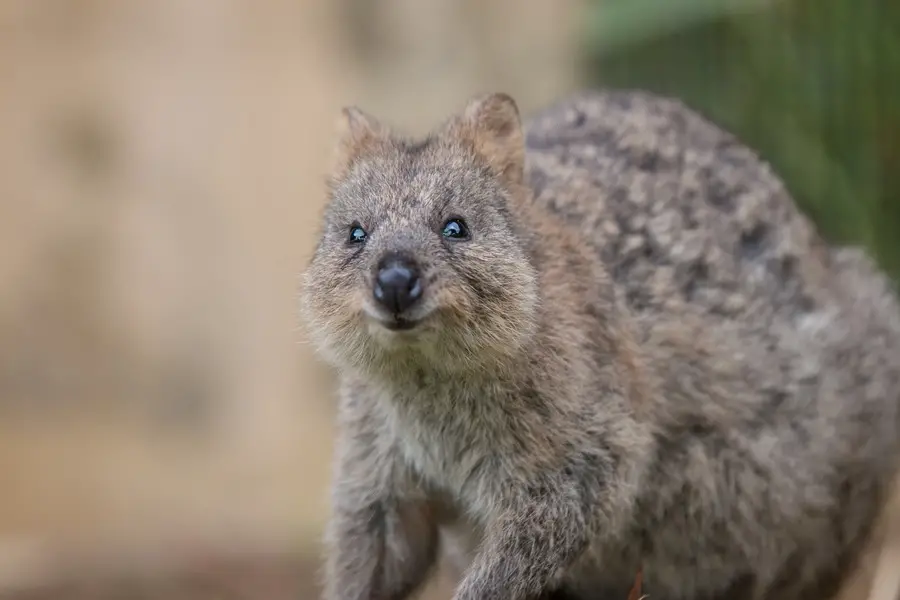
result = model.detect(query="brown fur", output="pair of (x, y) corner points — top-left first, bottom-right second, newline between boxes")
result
(299, 90), (900, 600)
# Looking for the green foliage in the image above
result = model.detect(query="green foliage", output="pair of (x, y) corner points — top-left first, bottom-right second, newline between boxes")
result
(581, 0), (900, 279)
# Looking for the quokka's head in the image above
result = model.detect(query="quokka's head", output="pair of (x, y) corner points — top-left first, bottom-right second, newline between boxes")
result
(300, 93), (541, 374)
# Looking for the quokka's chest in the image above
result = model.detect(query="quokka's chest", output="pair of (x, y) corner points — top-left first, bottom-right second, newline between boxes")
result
(395, 417), (494, 496)
(385, 398), (505, 507)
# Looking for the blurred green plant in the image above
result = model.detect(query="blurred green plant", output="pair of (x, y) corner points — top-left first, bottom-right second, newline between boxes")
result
(582, 0), (900, 279)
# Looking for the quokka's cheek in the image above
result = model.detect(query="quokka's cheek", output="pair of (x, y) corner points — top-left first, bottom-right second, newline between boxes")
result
(426, 283), (474, 313)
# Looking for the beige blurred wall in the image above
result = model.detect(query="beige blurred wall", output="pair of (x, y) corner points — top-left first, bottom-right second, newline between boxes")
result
(0, 0), (582, 589)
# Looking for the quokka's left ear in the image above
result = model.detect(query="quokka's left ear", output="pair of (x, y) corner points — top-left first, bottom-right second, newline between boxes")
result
(443, 92), (525, 186)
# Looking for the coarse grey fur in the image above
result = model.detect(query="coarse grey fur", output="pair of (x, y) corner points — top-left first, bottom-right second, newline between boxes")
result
(299, 89), (900, 600)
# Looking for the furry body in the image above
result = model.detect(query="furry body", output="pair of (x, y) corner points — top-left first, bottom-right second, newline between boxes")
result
(300, 90), (900, 600)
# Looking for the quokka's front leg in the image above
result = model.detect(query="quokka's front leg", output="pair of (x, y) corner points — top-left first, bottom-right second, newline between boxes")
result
(323, 492), (438, 600)
(322, 409), (438, 600)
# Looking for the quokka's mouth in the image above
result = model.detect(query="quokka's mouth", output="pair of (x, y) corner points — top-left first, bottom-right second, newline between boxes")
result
(362, 303), (429, 333)
(380, 316), (420, 331)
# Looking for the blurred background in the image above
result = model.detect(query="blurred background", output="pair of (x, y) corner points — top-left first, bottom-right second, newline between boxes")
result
(0, 0), (897, 598)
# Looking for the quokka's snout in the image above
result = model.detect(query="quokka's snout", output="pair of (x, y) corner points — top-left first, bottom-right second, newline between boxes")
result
(372, 251), (424, 316)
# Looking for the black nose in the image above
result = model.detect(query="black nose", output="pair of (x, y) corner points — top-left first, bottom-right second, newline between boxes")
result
(373, 255), (423, 314)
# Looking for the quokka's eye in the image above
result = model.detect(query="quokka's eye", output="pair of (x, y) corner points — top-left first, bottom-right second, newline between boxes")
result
(441, 218), (470, 241)
(348, 224), (367, 244)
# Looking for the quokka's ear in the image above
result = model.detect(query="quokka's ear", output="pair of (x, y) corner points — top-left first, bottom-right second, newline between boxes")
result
(331, 106), (390, 180)
(444, 92), (525, 185)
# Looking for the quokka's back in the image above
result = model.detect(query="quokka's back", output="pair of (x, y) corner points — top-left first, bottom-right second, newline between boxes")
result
(525, 90), (894, 324)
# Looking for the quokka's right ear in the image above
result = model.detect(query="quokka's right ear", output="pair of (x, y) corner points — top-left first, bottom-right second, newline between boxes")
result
(331, 106), (389, 180)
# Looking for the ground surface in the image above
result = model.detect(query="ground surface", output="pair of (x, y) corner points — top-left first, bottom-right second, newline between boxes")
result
(5, 555), (456, 600)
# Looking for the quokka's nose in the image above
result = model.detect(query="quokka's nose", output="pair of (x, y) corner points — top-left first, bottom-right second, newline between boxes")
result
(373, 255), (423, 314)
